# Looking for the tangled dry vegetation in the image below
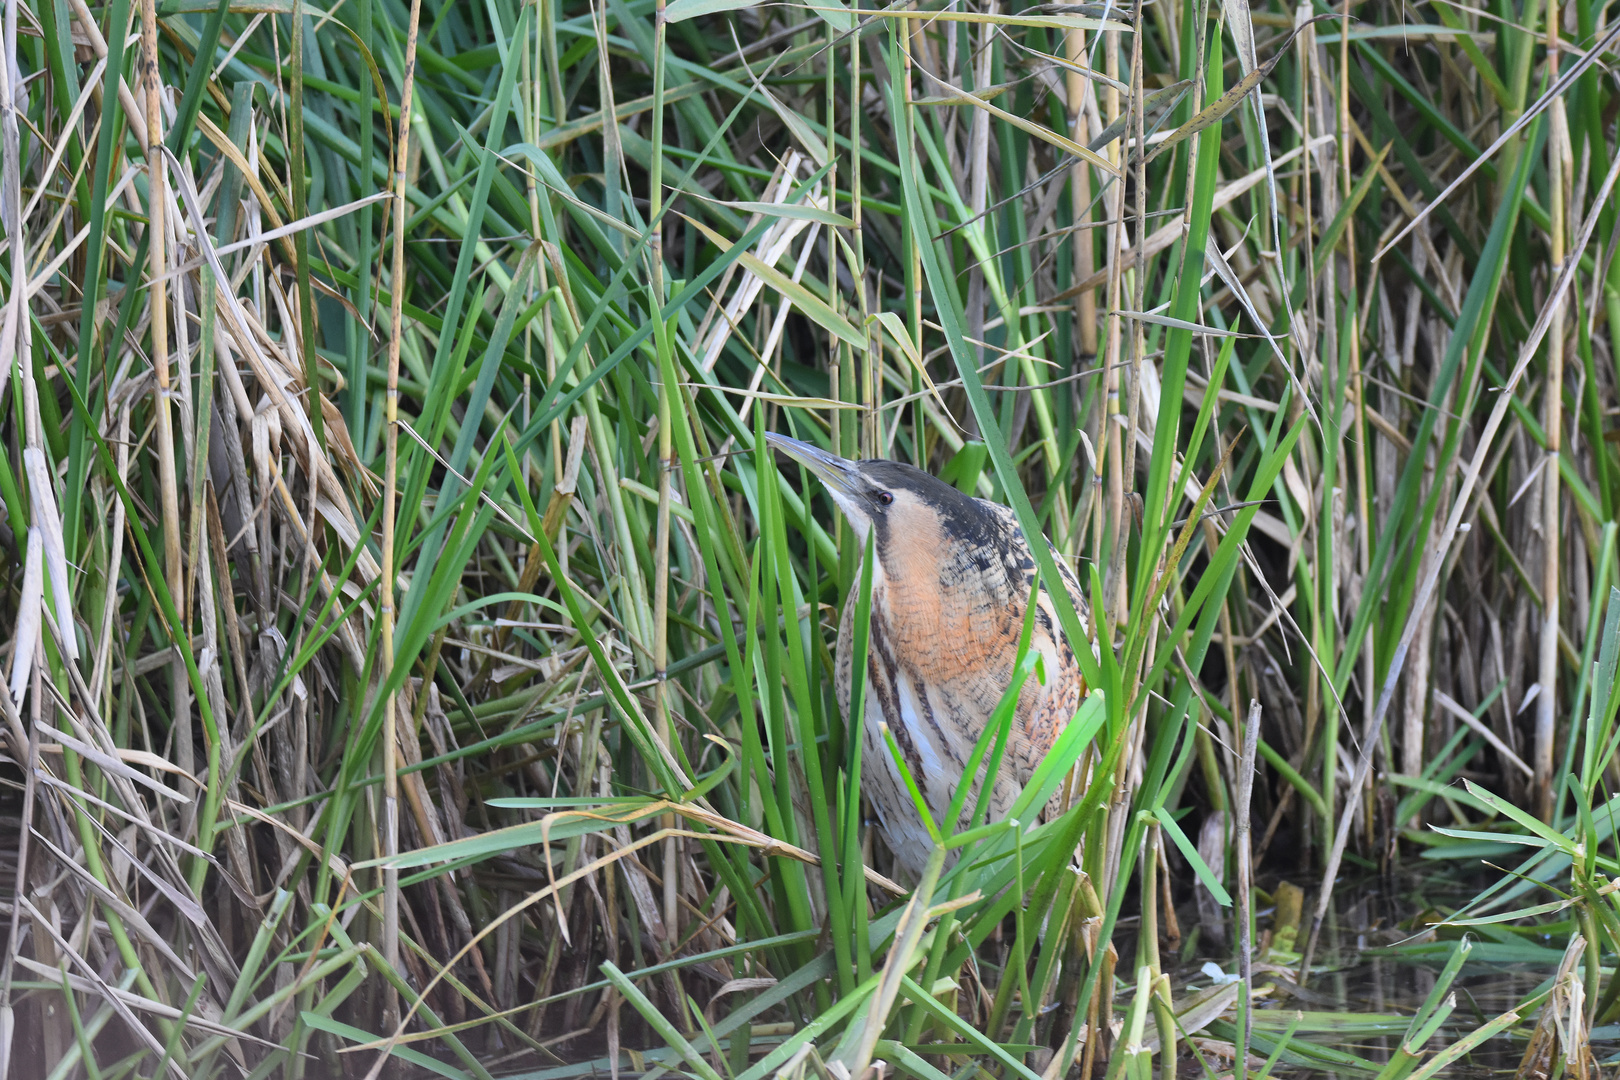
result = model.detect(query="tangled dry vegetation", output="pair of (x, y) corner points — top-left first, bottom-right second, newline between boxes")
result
(6, 0), (1620, 1075)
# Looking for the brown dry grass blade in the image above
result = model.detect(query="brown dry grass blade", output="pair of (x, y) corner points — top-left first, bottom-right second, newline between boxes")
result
(1146, 15), (1340, 164)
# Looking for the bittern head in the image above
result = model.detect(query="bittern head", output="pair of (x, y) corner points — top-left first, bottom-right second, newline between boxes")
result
(765, 434), (995, 552)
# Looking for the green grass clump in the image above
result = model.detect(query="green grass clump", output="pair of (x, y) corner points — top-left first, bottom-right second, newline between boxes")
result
(6, 0), (1620, 1073)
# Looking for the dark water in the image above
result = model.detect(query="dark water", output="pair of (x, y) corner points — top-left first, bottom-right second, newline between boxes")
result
(1200, 864), (1607, 1076)
(519, 862), (1602, 1078)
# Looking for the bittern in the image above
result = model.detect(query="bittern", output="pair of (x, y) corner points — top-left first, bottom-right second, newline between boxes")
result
(767, 434), (1088, 880)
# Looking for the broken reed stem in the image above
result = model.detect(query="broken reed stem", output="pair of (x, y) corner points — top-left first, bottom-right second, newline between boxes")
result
(1102, 21), (1125, 626)
(1235, 699), (1261, 1070)
(290, 0), (323, 452)
(1536, 5), (1567, 821)
(1117, 0), (1147, 525)
(1066, 27), (1095, 362)
(141, 0), (189, 797)
(1341, 0), (1372, 857)
(379, 0), (427, 1033)
(650, 0), (679, 948)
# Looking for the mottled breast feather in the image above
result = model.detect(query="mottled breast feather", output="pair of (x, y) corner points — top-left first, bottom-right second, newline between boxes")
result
(834, 470), (1089, 880)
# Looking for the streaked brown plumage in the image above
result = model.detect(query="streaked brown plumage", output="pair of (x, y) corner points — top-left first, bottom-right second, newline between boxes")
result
(768, 434), (1088, 880)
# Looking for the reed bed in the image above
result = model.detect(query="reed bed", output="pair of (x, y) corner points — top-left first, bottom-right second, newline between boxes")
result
(4, 0), (1620, 1074)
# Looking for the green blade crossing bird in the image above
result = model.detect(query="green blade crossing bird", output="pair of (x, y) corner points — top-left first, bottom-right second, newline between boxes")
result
(768, 434), (1090, 880)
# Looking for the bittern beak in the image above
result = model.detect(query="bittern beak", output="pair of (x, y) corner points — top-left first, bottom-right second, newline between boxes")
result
(765, 433), (876, 538)
(765, 434), (860, 495)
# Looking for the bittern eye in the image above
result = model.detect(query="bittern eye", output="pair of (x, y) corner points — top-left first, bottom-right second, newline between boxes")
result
(877, 492), (894, 506)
